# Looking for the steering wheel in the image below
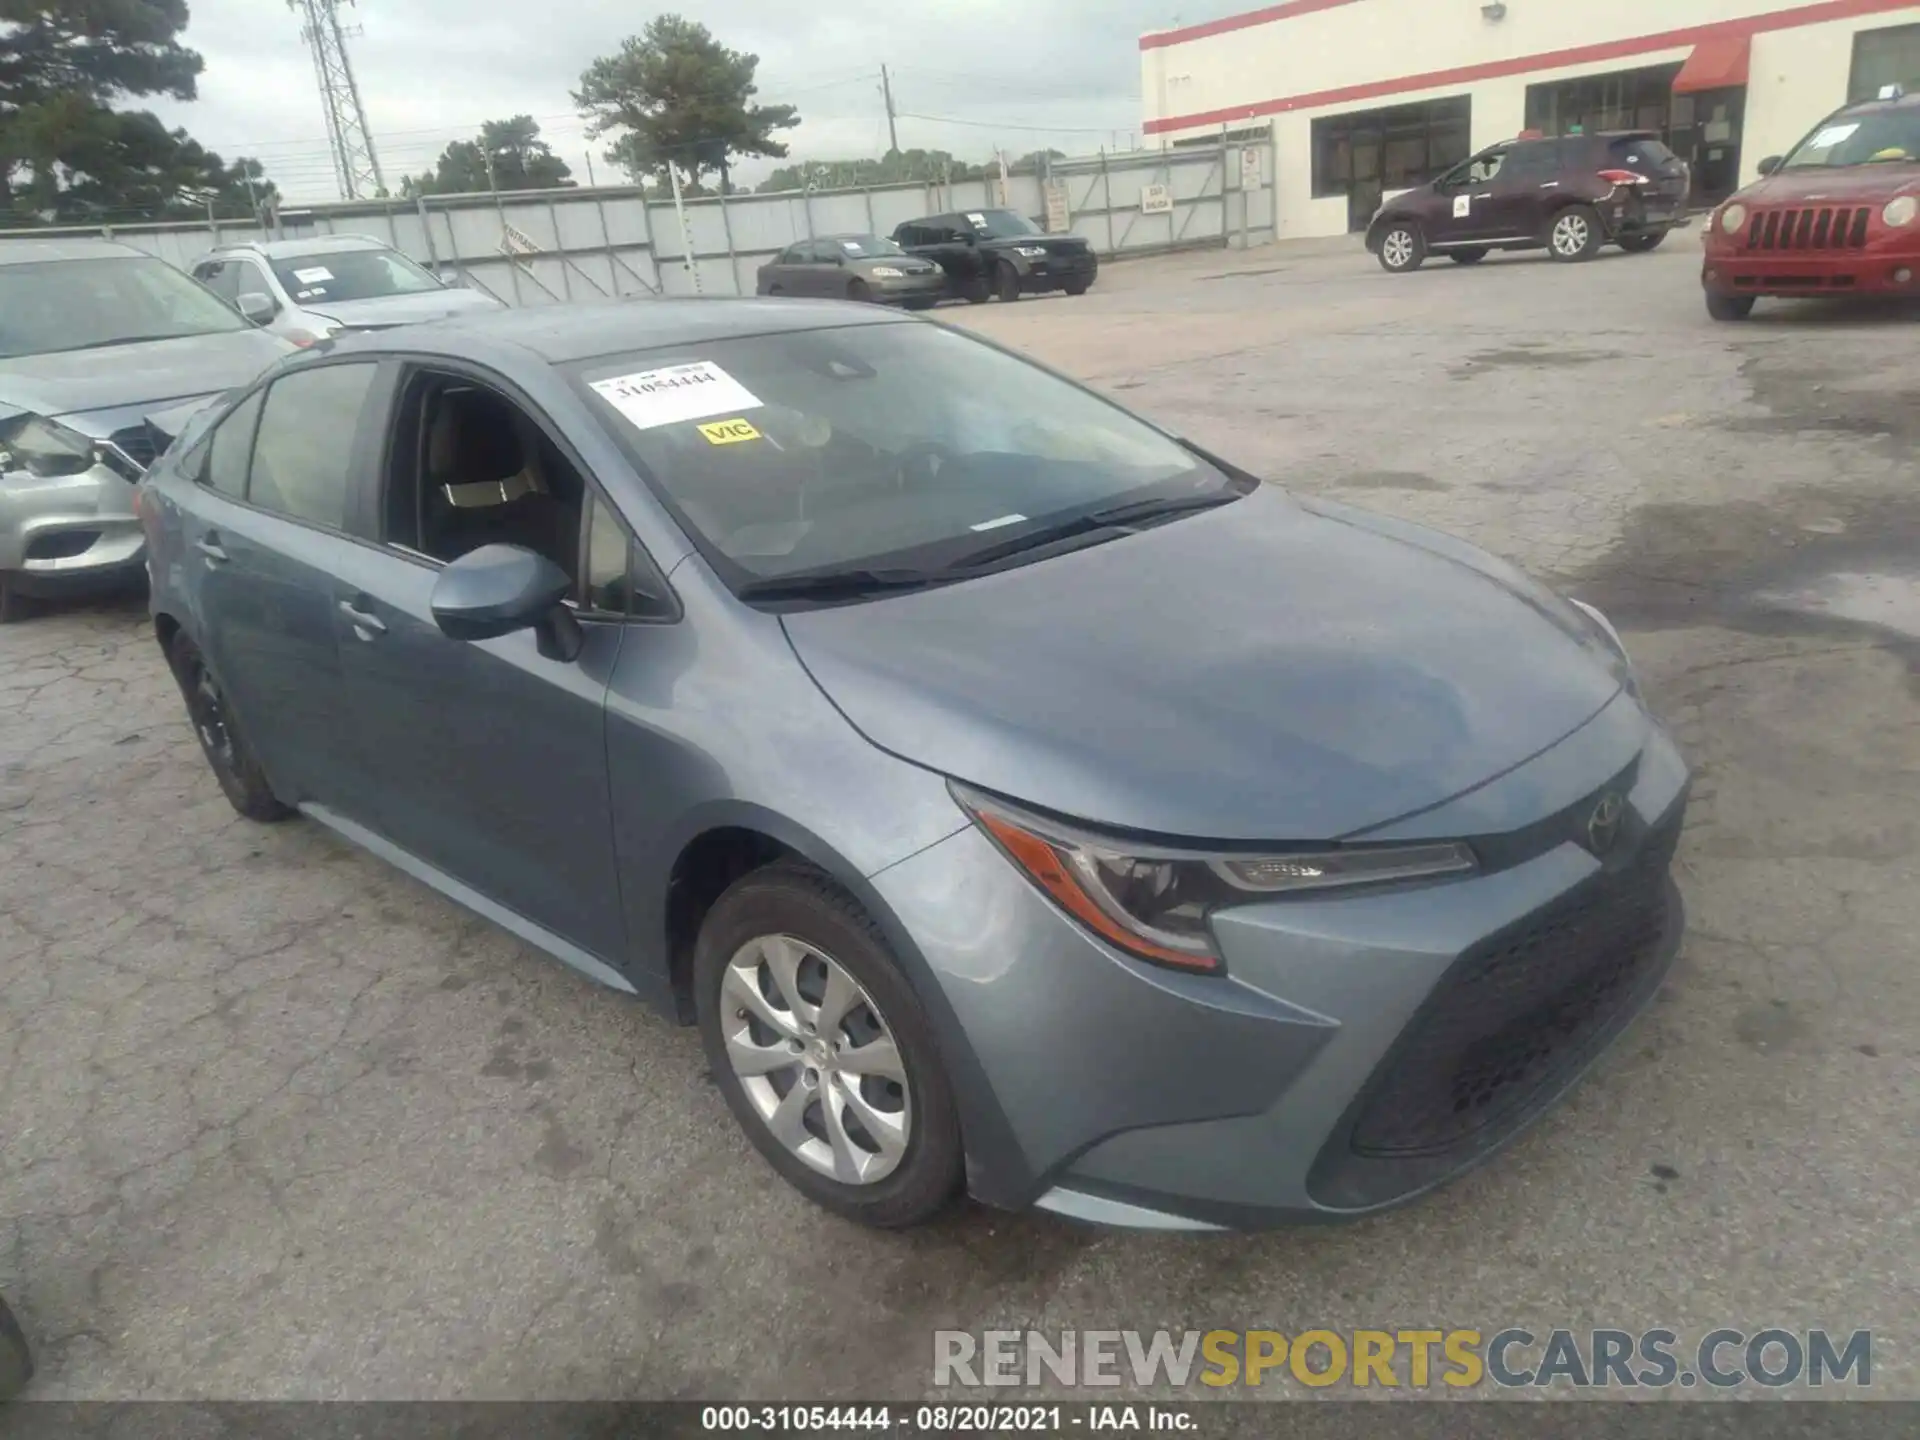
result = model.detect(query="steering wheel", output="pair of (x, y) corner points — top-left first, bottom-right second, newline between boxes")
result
(891, 441), (948, 492)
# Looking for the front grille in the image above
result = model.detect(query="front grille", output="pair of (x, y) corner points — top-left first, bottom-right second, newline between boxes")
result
(1349, 815), (1681, 1158)
(1743, 206), (1873, 252)
(106, 423), (158, 473)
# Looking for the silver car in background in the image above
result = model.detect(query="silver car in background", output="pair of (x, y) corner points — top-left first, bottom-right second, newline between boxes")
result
(190, 235), (503, 348)
(0, 238), (291, 622)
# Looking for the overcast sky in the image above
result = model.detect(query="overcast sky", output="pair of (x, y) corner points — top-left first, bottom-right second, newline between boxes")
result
(145, 0), (1214, 201)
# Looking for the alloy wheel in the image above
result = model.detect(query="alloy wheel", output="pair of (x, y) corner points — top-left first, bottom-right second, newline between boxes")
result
(1382, 229), (1416, 269)
(720, 934), (911, 1185)
(1552, 213), (1591, 257)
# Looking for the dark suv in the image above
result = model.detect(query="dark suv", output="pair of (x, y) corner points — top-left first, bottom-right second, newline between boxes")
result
(892, 209), (1098, 302)
(1367, 132), (1691, 273)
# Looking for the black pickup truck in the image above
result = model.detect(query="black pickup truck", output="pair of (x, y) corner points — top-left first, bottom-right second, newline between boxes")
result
(891, 208), (1098, 302)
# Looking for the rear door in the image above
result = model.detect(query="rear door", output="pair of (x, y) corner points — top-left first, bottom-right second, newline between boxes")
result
(178, 360), (386, 816)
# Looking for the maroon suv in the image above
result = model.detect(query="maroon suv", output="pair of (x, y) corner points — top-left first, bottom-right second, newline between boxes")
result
(1367, 131), (1692, 273)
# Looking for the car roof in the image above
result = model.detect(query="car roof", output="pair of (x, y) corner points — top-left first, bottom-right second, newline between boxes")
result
(0, 236), (148, 266)
(203, 235), (391, 260)
(1836, 90), (1920, 116)
(331, 297), (910, 365)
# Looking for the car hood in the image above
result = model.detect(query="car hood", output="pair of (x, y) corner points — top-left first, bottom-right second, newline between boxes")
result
(0, 328), (291, 430)
(1740, 165), (1920, 204)
(781, 488), (1624, 841)
(308, 288), (504, 329)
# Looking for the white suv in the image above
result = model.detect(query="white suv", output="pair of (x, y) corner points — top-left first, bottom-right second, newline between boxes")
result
(190, 235), (503, 347)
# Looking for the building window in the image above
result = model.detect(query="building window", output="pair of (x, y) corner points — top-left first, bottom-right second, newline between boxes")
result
(1310, 97), (1471, 199)
(1524, 63), (1684, 139)
(1850, 23), (1920, 100)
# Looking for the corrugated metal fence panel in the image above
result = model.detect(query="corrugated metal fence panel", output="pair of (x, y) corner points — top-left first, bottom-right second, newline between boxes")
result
(9, 142), (1272, 297)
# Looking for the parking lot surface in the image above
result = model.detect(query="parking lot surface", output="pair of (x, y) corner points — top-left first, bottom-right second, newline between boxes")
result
(3, 237), (1917, 1399)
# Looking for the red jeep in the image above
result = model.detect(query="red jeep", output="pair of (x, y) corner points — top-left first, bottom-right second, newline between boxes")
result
(1702, 86), (1920, 320)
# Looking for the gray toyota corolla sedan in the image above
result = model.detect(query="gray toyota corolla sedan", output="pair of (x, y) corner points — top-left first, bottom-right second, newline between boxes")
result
(140, 299), (1688, 1231)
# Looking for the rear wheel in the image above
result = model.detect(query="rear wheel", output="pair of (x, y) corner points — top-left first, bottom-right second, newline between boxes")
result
(1548, 205), (1604, 262)
(1377, 223), (1425, 273)
(1448, 248), (1489, 265)
(165, 633), (292, 823)
(1619, 230), (1668, 253)
(1706, 290), (1756, 322)
(695, 863), (963, 1229)
(994, 261), (1022, 302)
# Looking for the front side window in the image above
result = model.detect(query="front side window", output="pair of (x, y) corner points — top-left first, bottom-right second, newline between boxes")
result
(574, 320), (1240, 590)
(248, 363), (379, 528)
(1782, 108), (1920, 168)
(269, 247), (442, 304)
(0, 256), (249, 359)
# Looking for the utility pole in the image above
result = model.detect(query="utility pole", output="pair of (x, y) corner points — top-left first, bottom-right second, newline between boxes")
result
(880, 65), (900, 155)
(288, 0), (384, 199)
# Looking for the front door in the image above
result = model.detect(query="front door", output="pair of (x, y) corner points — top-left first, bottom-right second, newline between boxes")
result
(1670, 88), (1748, 206)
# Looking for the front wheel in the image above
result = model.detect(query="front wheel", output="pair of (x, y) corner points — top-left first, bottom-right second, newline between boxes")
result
(994, 261), (1022, 302)
(1448, 248), (1489, 265)
(1548, 205), (1604, 262)
(695, 863), (963, 1229)
(962, 277), (991, 305)
(1618, 230), (1668, 253)
(1377, 223), (1426, 273)
(1706, 290), (1756, 322)
(0, 1294), (31, 1401)
(847, 279), (872, 303)
(165, 633), (292, 823)
(0, 573), (30, 625)
(1064, 279), (1090, 296)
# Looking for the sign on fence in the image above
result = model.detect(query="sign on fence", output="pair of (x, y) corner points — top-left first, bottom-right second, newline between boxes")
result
(1140, 183), (1173, 215)
(1043, 180), (1072, 234)
(498, 222), (540, 258)
(1240, 147), (1262, 191)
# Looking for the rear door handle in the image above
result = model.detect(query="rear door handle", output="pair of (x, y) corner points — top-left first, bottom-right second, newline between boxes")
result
(338, 599), (386, 637)
(194, 534), (228, 563)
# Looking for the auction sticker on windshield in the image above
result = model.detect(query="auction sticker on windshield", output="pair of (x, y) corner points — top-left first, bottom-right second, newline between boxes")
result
(292, 266), (334, 284)
(1809, 123), (1860, 149)
(591, 361), (763, 431)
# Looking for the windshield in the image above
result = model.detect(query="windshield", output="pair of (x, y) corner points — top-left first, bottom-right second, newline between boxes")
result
(831, 235), (906, 258)
(573, 321), (1236, 589)
(1782, 109), (1920, 168)
(965, 209), (1042, 238)
(0, 256), (248, 359)
(269, 247), (443, 304)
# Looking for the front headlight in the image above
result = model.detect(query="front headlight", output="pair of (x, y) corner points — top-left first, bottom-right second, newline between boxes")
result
(956, 786), (1476, 974)
(1720, 202), (1748, 233)
(868, 265), (905, 278)
(0, 413), (97, 481)
(1014, 245), (1048, 258)
(1883, 195), (1918, 228)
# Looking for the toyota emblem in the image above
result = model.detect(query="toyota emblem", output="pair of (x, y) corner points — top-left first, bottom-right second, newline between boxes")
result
(1586, 792), (1625, 856)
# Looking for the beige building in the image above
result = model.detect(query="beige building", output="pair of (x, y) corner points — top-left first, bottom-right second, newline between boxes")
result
(1141, 0), (1920, 237)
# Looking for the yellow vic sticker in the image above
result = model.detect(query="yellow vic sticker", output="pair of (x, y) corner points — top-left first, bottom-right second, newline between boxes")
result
(698, 418), (761, 445)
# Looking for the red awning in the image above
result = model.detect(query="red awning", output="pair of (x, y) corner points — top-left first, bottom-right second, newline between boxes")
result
(1673, 34), (1751, 95)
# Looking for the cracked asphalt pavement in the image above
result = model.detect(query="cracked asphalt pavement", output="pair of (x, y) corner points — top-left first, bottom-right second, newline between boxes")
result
(2, 237), (1916, 1400)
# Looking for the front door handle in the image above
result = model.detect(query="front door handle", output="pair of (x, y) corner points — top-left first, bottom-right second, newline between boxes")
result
(338, 599), (386, 637)
(194, 535), (228, 563)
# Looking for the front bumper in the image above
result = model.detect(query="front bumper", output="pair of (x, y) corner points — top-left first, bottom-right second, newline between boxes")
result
(1702, 224), (1920, 297)
(872, 272), (949, 305)
(872, 690), (1689, 1229)
(1017, 253), (1099, 292)
(0, 462), (146, 588)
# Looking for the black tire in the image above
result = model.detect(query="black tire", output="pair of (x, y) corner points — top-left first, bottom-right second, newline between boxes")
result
(962, 278), (991, 305)
(1448, 248), (1489, 265)
(1064, 279), (1090, 296)
(164, 632), (292, 823)
(994, 261), (1022, 302)
(1618, 230), (1667, 253)
(1706, 290), (1756, 322)
(903, 298), (936, 311)
(1376, 222), (1426, 273)
(847, 279), (872, 303)
(694, 862), (964, 1229)
(0, 573), (31, 625)
(1547, 204), (1605, 262)
(0, 1294), (31, 1402)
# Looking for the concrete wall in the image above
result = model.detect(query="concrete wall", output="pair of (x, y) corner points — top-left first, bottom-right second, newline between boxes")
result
(1142, 0), (1920, 240)
(0, 142), (1276, 301)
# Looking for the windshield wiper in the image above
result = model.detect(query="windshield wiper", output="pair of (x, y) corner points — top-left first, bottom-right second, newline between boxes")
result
(953, 490), (1243, 569)
(58, 333), (200, 352)
(738, 566), (949, 603)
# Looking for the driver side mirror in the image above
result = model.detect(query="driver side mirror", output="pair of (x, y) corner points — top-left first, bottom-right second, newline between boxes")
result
(1756, 155), (1783, 176)
(236, 291), (277, 324)
(430, 544), (583, 661)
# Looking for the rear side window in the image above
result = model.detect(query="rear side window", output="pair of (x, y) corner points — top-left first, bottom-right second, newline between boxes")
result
(204, 390), (263, 497)
(247, 362), (378, 529)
